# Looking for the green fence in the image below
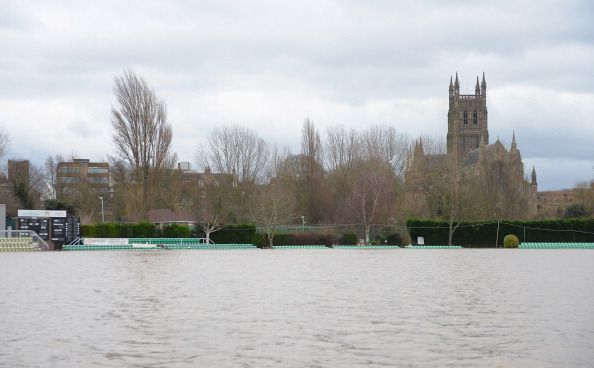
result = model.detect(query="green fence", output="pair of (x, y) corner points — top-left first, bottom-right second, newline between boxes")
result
(520, 243), (594, 249)
(407, 219), (594, 246)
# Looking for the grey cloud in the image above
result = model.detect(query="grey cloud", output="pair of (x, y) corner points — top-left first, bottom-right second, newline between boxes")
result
(0, 3), (39, 29)
(1, 0), (594, 190)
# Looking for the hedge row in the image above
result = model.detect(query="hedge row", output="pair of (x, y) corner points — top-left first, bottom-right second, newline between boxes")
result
(80, 223), (258, 243)
(81, 222), (158, 238)
(266, 233), (338, 247)
(209, 225), (258, 244)
(79, 222), (369, 246)
(407, 219), (594, 246)
(259, 232), (403, 246)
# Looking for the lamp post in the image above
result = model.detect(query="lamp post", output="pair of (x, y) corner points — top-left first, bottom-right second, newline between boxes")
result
(301, 216), (305, 232)
(99, 196), (105, 223)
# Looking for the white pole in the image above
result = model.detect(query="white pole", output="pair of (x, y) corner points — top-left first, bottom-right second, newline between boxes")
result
(496, 219), (500, 247)
(99, 196), (105, 222)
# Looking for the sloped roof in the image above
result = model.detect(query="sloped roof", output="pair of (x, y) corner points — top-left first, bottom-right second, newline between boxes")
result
(462, 140), (507, 167)
(463, 149), (480, 166)
(147, 208), (195, 224)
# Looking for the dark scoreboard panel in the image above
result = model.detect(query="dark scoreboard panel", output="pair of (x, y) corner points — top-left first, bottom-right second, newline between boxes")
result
(17, 218), (50, 240)
(17, 216), (80, 243)
(51, 218), (66, 241)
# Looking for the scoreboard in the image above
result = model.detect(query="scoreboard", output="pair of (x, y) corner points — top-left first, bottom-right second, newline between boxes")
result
(49, 217), (80, 242)
(17, 210), (80, 246)
(17, 217), (50, 239)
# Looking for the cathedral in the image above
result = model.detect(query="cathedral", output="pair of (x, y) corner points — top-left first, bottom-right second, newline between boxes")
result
(405, 73), (538, 220)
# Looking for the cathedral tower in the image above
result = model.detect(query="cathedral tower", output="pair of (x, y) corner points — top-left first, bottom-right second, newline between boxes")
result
(447, 72), (489, 163)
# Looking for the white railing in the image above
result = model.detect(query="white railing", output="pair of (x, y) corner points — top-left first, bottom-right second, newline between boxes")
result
(68, 237), (82, 245)
(0, 230), (50, 251)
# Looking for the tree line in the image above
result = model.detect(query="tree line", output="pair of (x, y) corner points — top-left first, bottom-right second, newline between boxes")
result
(2, 70), (593, 245)
(106, 71), (420, 246)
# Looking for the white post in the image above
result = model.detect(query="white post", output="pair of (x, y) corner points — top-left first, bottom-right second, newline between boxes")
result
(496, 219), (500, 247)
(99, 196), (105, 222)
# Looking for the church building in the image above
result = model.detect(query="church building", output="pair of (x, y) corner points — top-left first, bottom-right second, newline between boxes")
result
(405, 73), (538, 220)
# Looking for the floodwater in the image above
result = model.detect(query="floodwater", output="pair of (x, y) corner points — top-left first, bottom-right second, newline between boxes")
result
(1, 249), (593, 367)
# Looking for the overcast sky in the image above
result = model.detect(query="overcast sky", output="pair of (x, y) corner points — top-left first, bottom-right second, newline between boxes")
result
(1, 0), (593, 190)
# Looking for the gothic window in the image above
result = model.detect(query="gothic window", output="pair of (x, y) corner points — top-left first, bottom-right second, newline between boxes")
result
(473, 111), (477, 125)
(463, 111), (468, 125)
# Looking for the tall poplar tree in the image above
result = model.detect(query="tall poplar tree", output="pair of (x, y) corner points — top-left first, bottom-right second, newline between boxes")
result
(111, 70), (176, 220)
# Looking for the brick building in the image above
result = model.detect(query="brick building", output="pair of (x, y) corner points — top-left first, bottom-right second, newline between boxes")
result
(56, 159), (110, 222)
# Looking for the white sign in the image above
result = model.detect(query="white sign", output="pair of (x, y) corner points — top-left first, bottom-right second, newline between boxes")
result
(18, 209), (67, 218)
(417, 236), (425, 245)
(83, 238), (129, 245)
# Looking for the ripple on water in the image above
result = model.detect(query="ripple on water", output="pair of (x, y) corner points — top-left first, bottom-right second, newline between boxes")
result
(1, 249), (594, 367)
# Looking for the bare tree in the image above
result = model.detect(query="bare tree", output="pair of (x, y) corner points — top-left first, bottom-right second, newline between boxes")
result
(197, 125), (269, 184)
(350, 158), (399, 244)
(192, 175), (241, 243)
(299, 119), (325, 222)
(321, 125), (407, 235)
(574, 181), (594, 217)
(199, 213), (221, 244)
(361, 125), (411, 177)
(270, 145), (292, 178)
(251, 179), (296, 248)
(111, 70), (177, 220)
(302, 118), (323, 166)
(42, 153), (64, 201)
(422, 155), (483, 245)
(323, 125), (360, 172)
(189, 180), (224, 244)
(249, 152), (296, 247)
